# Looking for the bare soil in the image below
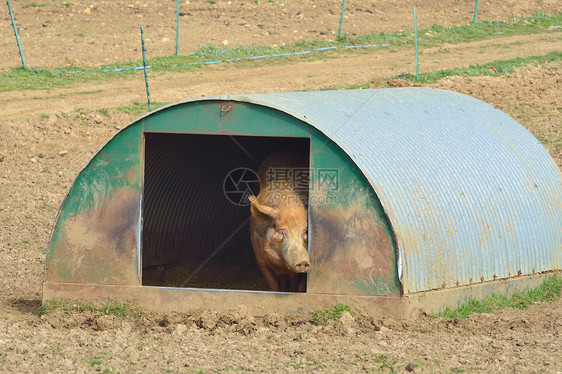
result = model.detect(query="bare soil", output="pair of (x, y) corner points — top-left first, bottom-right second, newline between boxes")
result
(1, 0), (560, 71)
(0, 0), (561, 373)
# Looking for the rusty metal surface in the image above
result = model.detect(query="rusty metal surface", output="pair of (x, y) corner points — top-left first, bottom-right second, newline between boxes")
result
(43, 271), (561, 317)
(187, 88), (562, 294)
(44, 124), (143, 286)
(46, 98), (399, 296)
(45, 187), (141, 285)
(308, 133), (400, 296)
(45, 88), (562, 301)
(139, 106), (399, 295)
(310, 202), (399, 296)
(42, 281), (409, 318)
(406, 271), (561, 314)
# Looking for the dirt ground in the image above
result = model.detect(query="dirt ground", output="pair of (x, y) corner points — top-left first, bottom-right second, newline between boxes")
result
(1, 0), (562, 373)
(1, 0), (561, 71)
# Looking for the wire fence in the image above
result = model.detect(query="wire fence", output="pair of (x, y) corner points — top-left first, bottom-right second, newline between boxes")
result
(6, 0), (486, 72)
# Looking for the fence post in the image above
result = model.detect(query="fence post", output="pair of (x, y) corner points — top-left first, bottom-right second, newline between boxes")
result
(414, 6), (419, 81)
(473, 0), (479, 24)
(337, 0), (346, 39)
(140, 27), (152, 111)
(175, 0), (179, 56)
(7, 0), (27, 69)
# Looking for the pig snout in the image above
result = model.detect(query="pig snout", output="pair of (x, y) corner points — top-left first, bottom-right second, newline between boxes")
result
(284, 244), (310, 274)
(293, 259), (310, 273)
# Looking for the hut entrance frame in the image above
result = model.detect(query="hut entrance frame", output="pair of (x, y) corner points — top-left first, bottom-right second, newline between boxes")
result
(140, 132), (311, 292)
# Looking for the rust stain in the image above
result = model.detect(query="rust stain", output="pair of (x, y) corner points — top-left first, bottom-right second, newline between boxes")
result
(45, 187), (140, 286)
(480, 218), (491, 246)
(309, 191), (399, 296)
(217, 100), (241, 122)
(399, 184), (461, 292)
(217, 130), (237, 136)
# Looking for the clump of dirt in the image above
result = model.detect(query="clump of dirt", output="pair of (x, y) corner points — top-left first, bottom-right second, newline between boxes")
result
(12, 296), (559, 372)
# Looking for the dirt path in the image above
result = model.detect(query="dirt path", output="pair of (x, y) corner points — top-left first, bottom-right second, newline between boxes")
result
(2, 33), (560, 122)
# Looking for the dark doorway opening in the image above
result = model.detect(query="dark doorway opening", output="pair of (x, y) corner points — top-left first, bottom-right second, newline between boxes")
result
(141, 132), (310, 291)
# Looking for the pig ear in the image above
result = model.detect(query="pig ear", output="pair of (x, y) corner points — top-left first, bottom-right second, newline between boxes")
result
(249, 195), (278, 222)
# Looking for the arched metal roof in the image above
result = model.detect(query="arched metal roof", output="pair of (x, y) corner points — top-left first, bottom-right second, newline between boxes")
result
(179, 87), (562, 293)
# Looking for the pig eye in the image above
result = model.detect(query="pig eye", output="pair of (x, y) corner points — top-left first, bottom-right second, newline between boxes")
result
(273, 228), (286, 240)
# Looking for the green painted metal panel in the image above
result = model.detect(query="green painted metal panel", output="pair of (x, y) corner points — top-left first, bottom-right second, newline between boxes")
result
(142, 101), (310, 137)
(45, 99), (399, 296)
(45, 124), (143, 285)
(309, 129), (400, 295)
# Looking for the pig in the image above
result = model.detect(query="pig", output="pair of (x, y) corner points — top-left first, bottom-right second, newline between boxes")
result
(249, 151), (310, 292)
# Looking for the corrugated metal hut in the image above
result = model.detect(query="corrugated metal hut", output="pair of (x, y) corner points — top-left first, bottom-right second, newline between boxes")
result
(43, 88), (562, 316)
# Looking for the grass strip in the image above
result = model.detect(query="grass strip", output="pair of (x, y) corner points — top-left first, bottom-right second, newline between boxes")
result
(1, 13), (560, 92)
(390, 51), (562, 84)
(330, 51), (562, 90)
(311, 303), (354, 325)
(40, 298), (145, 317)
(435, 274), (562, 319)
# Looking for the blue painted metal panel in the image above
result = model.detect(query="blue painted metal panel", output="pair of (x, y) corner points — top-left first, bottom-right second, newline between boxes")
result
(169, 88), (562, 294)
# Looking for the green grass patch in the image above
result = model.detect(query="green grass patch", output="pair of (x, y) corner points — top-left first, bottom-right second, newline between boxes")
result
(416, 13), (562, 47)
(40, 299), (97, 314)
(99, 300), (144, 318)
(389, 51), (562, 83)
(372, 354), (396, 372)
(88, 359), (103, 366)
(96, 108), (109, 117)
(0, 66), (135, 92)
(450, 367), (465, 373)
(23, 3), (50, 8)
(435, 274), (562, 319)
(115, 101), (168, 115)
(41, 298), (145, 317)
(329, 51), (562, 90)
(1, 13), (560, 92)
(311, 303), (354, 325)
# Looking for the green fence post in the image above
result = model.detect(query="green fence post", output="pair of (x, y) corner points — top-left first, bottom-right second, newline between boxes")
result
(140, 27), (152, 111)
(414, 6), (419, 81)
(7, 0), (27, 69)
(175, 0), (179, 56)
(337, 0), (346, 40)
(473, 0), (479, 24)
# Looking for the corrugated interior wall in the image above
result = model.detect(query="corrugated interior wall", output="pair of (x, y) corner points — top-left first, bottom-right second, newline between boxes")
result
(141, 132), (309, 290)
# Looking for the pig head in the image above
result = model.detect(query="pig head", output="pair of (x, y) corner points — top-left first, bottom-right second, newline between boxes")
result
(249, 151), (310, 292)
